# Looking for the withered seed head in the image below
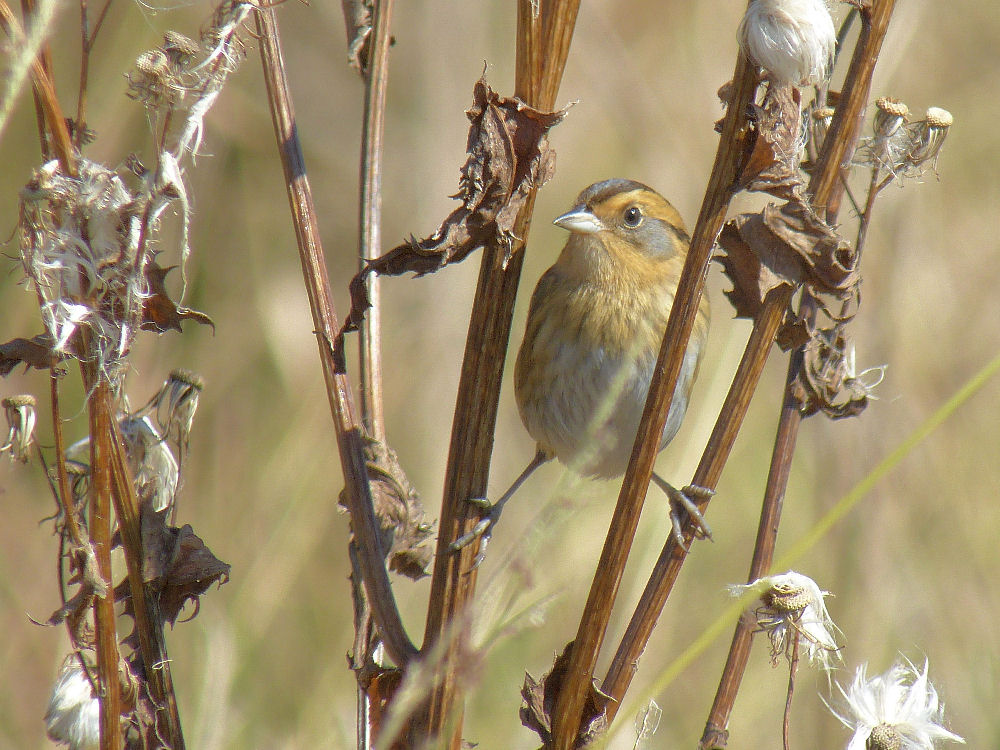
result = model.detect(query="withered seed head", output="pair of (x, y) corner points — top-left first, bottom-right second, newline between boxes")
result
(763, 580), (812, 613)
(908, 106), (953, 168)
(135, 49), (170, 77)
(866, 723), (902, 750)
(873, 96), (909, 138)
(168, 368), (204, 390)
(162, 30), (200, 66)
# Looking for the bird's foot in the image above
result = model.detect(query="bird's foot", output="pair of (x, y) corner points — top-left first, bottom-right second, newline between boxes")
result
(450, 496), (503, 569)
(666, 483), (714, 549)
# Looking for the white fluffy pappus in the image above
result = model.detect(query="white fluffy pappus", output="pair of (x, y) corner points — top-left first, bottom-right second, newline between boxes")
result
(738, 0), (836, 86)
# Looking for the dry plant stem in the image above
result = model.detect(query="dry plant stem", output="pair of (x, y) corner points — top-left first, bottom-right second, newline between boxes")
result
(782, 635), (800, 750)
(699, 341), (805, 749)
(49, 373), (87, 548)
(550, 51), (758, 749)
(602, 287), (789, 724)
(809, 0), (897, 222)
(416, 2), (580, 746)
(356, 0), (393, 442)
(75, 0), (114, 148)
(355, 2), (394, 746)
(87, 379), (122, 750)
(702, 3), (897, 745)
(0, 0), (76, 175)
(254, 5), (417, 667)
(20, 0), (53, 159)
(106, 404), (185, 749)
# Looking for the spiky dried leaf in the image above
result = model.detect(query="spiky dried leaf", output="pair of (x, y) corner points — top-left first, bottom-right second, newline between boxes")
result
(520, 641), (611, 748)
(343, 77), (568, 334)
(141, 262), (215, 334)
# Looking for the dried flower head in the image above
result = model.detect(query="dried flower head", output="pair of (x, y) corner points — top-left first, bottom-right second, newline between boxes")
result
(873, 97), (910, 138)
(2, 394), (37, 462)
(150, 368), (204, 448)
(18, 159), (143, 379)
(738, 0), (836, 86)
(45, 656), (100, 750)
(908, 107), (953, 171)
(830, 658), (965, 749)
(128, 48), (179, 107)
(728, 570), (841, 671)
(162, 30), (201, 68)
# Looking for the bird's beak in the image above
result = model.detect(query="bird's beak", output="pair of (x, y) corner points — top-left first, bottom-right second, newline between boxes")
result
(553, 208), (604, 235)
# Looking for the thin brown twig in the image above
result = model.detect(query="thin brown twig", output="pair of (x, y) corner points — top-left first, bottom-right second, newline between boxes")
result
(550, 47), (759, 750)
(357, 0), (393, 443)
(20, 0), (54, 159)
(700, 328), (808, 749)
(354, 1), (395, 747)
(782, 634), (800, 750)
(106, 403), (186, 749)
(75, 0), (115, 148)
(254, 4), (417, 668)
(416, 2), (580, 747)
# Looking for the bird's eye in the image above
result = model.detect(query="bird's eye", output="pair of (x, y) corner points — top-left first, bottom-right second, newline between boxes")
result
(623, 206), (643, 227)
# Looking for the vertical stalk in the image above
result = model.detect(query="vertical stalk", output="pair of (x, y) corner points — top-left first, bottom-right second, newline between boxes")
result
(355, 2), (394, 746)
(88, 380), (122, 750)
(602, 286), (789, 721)
(550, 49), (758, 750)
(357, 0), (394, 443)
(416, 3), (580, 747)
(255, 5), (417, 667)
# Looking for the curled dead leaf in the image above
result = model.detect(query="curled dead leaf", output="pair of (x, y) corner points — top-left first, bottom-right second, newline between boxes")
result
(717, 200), (859, 351)
(520, 641), (611, 748)
(736, 84), (805, 202)
(339, 436), (434, 580)
(342, 76), (568, 335)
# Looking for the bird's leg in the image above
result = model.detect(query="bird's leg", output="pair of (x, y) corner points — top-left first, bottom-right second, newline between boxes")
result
(650, 472), (714, 549)
(451, 448), (550, 564)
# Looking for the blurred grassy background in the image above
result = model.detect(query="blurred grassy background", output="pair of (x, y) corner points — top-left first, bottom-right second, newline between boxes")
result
(2, 0), (999, 747)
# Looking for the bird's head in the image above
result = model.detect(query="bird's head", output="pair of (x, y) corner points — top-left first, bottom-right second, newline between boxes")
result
(553, 178), (690, 264)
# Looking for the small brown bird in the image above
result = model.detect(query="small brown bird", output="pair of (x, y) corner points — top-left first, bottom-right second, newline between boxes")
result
(456, 178), (711, 555)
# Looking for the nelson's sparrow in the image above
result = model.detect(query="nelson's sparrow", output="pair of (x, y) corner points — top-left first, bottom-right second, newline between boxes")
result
(455, 178), (712, 556)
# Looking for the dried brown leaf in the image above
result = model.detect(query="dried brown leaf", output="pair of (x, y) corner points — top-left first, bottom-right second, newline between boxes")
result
(737, 84), (805, 201)
(343, 77), (568, 335)
(139, 506), (230, 625)
(764, 202), (859, 296)
(339, 437), (434, 580)
(0, 334), (58, 375)
(141, 262), (215, 334)
(520, 641), (611, 748)
(717, 198), (859, 350)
